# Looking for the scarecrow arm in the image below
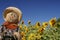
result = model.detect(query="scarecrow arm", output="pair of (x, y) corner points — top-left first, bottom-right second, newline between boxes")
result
(0, 25), (4, 34)
(0, 25), (4, 39)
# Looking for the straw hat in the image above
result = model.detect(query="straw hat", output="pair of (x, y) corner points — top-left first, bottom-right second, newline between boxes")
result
(3, 7), (22, 22)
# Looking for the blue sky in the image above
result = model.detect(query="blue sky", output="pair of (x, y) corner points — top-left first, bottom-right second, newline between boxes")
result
(0, 0), (60, 25)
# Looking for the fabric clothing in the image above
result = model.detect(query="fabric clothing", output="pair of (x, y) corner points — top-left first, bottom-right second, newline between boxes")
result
(0, 22), (20, 40)
(3, 22), (18, 30)
(0, 25), (19, 36)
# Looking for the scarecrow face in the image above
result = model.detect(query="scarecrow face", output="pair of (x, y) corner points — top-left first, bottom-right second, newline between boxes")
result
(5, 12), (18, 22)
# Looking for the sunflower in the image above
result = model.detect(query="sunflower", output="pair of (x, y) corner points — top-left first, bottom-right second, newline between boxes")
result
(22, 36), (26, 40)
(37, 27), (45, 33)
(21, 20), (24, 24)
(35, 34), (41, 40)
(49, 17), (56, 27)
(23, 25), (27, 30)
(28, 33), (35, 40)
(23, 25), (29, 33)
(19, 25), (22, 30)
(28, 20), (31, 24)
(42, 22), (48, 28)
(19, 20), (25, 30)
(25, 27), (29, 33)
(21, 31), (25, 37)
(35, 22), (41, 29)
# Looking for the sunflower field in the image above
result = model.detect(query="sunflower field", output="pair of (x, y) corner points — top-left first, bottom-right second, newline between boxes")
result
(19, 17), (60, 40)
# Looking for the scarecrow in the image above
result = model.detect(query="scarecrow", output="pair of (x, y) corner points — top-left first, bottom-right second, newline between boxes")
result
(0, 7), (22, 40)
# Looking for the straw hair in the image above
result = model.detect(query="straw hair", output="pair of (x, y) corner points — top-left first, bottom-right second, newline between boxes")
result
(3, 7), (22, 22)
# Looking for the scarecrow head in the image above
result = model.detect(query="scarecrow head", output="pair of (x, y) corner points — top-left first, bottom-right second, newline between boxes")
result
(3, 7), (22, 24)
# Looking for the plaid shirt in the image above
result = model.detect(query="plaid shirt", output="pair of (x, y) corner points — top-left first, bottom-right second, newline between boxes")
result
(0, 25), (19, 37)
